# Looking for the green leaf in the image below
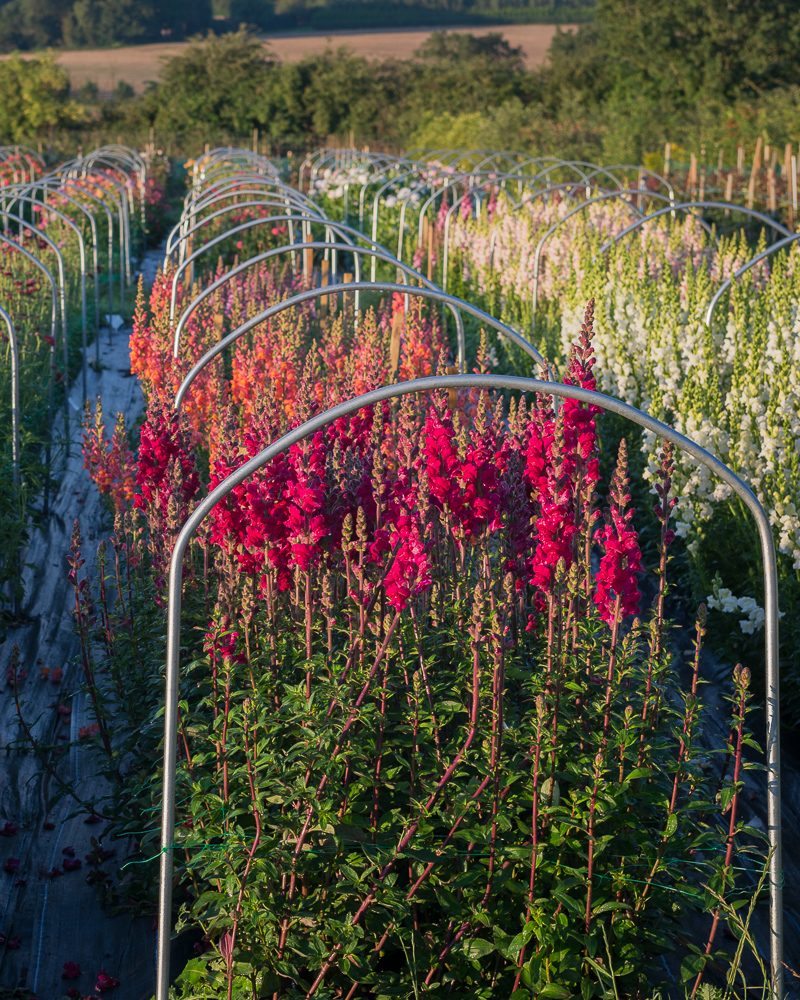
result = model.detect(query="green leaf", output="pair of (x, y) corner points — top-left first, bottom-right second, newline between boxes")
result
(680, 953), (706, 982)
(462, 938), (495, 960)
(592, 900), (629, 915)
(538, 985), (572, 998)
(435, 886), (460, 916)
(665, 812), (678, 838)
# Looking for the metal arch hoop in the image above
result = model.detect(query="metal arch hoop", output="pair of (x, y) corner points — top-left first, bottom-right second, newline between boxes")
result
(166, 211), (368, 323)
(166, 211), (326, 320)
(442, 187), (486, 292)
(187, 176), (315, 210)
(0, 232), (58, 347)
(0, 305), (20, 489)
(59, 172), (127, 311)
(2, 192), (90, 397)
(705, 233), (800, 327)
(8, 186), (103, 353)
(180, 178), (319, 243)
(369, 165), (432, 262)
(181, 184), (317, 230)
(0, 211), (69, 386)
(530, 190), (652, 330)
(156, 372), (784, 1000)
(59, 179), (118, 329)
(167, 212), (435, 325)
(165, 198), (315, 263)
(75, 163), (134, 281)
(599, 202), (793, 259)
(173, 282), (546, 413)
(171, 241), (467, 374)
(509, 181), (606, 213)
(0, 235), (62, 511)
(582, 163), (675, 203)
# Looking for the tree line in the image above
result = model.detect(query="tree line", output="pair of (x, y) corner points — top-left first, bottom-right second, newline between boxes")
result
(1, 0), (799, 163)
(0, 0), (593, 51)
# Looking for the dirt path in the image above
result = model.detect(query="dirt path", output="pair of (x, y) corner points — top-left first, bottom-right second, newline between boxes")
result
(0, 257), (163, 998)
(1, 24), (575, 96)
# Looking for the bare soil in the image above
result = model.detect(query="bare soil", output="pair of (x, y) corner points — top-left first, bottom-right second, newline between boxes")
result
(3, 24), (575, 96)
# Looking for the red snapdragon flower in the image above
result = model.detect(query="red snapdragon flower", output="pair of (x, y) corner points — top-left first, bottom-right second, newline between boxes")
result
(594, 439), (641, 623)
(95, 969), (120, 991)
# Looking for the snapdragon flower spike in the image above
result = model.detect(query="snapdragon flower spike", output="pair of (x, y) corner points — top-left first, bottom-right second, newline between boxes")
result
(594, 439), (642, 622)
(134, 407), (200, 519)
(523, 300), (603, 607)
(654, 440), (678, 548)
(82, 402), (137, 513)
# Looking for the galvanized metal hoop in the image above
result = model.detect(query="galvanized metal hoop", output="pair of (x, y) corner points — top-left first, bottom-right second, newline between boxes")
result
(600, 202), (792, 258)
(156, 372), (783, 1000)
(171, 241), (466, 373)
(705, 233), (800, 327)
(0, 305), (20, 489)
(173, 281), (546, 412)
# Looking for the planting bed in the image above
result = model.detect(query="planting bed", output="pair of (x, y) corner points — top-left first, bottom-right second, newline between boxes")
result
(0, 145), (798, 1000)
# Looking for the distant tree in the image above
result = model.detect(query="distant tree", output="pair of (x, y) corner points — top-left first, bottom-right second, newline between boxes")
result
(597, 0), (800, 106)
(229, 0), (273, 27)
(0, 53), (85, 140)
(153, 27), (273, 133)
(62, 0), (157, 46)
(0, 0), (72, 50)
(112, 79), (135, 99)
(414, 29), (526, 71)
(156, 0), (213, 37)
(76, 78), (100, 99)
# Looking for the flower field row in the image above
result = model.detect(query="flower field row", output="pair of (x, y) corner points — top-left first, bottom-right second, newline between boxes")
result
(438, 189), (800, 719)
(0, 145), (149, 618)
(67, 148), (780, 999)
(307, 153), (800, 713)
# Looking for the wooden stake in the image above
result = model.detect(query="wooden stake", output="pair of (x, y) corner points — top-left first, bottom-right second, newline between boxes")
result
(737, 144), (744, 174)
(768, 152), (777, 213)
(320, 259), (329, 316)
(698, 164), (706, 202)
(390, 309), (404, 376)
(445, 365), (458, 411)
(746, 137), (763, 210)
(253, 127), (258, 155)
(303, 230), (313, 284)
(664, 142), (671, 179)
(784, 143), (792, 186)
(717, 147), (724, 173)
(427, 219), (434, 282)
(724, 171), (734, 213)
(753, 136), (763, 173)
(688, 153), (698, 190)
